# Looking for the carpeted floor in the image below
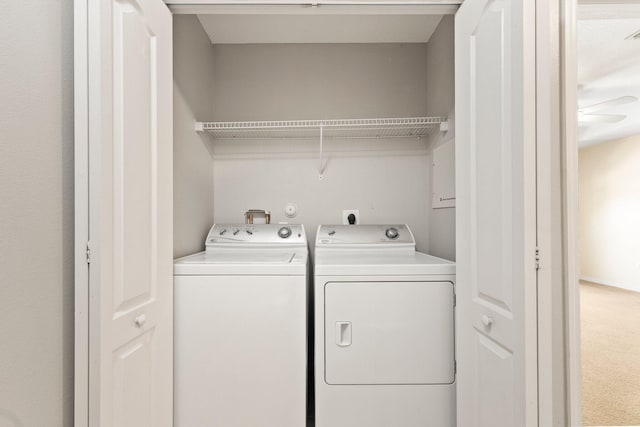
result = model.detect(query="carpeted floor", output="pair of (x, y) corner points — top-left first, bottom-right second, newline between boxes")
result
(581, 281), (640, 426)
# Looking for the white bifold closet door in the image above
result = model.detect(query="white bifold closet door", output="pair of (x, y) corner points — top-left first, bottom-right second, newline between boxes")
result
(455, 0), (538, 426)
(85, 0), (173, 425)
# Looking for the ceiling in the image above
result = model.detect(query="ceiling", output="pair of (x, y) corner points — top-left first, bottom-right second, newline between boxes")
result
(578, 18), (640, 147)
(197, 14), (444, 44)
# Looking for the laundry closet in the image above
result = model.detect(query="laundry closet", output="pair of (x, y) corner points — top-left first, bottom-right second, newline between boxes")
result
(75, 1), (540, 426)
(172, 9), (456, 427)
(172, 11), (456, 260)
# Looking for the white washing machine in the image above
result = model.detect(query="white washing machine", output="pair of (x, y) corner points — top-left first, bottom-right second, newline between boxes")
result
(174, 224), (309, 427)
(314, 224), (456, 427)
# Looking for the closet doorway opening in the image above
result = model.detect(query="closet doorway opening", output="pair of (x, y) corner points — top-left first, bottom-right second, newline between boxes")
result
(572, 2), (640, 425)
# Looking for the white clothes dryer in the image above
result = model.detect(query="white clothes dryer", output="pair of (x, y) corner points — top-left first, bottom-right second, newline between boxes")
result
(174, 224), (309, 427)
(314, 224), (456, 427)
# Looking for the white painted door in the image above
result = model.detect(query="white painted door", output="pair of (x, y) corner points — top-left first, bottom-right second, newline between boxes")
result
(455, 0), (538, 426)
(87, 0), (173, 425)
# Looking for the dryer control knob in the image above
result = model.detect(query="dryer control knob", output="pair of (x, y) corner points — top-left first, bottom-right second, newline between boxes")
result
(385, 227), (399, 240)
(278, 227), (292, 239)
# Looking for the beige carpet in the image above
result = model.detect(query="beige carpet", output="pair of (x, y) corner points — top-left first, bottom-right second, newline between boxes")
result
(581, 281), (640, 426)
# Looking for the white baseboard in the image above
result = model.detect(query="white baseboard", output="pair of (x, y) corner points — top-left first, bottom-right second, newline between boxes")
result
(580, 275), (640, 293)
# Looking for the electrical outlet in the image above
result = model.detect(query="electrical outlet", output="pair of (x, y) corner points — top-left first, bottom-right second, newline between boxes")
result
(342, 210), (360, 225)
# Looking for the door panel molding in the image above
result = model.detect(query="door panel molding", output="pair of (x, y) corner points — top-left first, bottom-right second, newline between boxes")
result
(455, 0), (538, 425)
(77, 1), (173, 425)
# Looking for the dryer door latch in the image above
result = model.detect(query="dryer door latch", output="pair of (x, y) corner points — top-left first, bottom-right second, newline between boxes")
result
(336, 321), (352, 347)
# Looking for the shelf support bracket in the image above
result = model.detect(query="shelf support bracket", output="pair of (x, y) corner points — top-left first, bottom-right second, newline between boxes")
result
(319, 124), (324, 180)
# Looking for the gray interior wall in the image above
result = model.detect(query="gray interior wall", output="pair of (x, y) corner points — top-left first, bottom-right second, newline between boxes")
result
(425, 16), (456, 260)
(173, 16), (216, 258)
(212, 43), (429, 121)
(210, 43), (432, 252)
(0, 1), (74, 425)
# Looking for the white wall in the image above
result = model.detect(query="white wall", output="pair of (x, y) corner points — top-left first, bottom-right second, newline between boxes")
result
(210, 43), (433, 251)
(173, 16), (216, 258)
(425, 16), (456, 261)
(0, 1), (74, 425)
(579, 134), (640, 292)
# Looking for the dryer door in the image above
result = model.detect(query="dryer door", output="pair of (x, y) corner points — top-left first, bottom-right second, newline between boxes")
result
(324, 281), (454, 385)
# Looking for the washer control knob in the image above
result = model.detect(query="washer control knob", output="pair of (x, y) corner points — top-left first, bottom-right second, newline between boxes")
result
(278, 227), (292, 239)
(219, 229), (227, 235)
(385, 227), (399, 240)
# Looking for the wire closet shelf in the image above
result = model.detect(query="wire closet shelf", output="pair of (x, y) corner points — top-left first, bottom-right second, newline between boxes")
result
(194, 116), (447, 140)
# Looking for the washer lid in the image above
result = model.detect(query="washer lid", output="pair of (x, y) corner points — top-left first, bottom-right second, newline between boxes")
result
(183, 251), (296, 264)
(174, 250), (308, 276)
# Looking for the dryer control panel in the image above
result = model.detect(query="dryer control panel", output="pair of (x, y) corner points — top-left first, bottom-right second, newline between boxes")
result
(206, 224), (307, 248)
(316, 224), (415, 247)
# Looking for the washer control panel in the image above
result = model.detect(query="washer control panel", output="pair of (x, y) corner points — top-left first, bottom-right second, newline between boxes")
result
(316, 224), (414, 246)
(206, 224), (306, 247)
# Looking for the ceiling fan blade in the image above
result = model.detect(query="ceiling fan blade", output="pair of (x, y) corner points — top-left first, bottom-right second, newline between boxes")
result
(578, 114), (627, 124)
(580, 96), (638, 114)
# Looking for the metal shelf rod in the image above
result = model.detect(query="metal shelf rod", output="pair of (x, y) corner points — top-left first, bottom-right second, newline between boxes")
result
(319, 125), (324, 180)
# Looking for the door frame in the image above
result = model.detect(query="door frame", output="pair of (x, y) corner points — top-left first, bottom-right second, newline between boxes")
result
(74, 0), (89, 425)
(560, 0), (582, 425)
(534, 0), (576, 425)
(165, 1), (462, 15)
